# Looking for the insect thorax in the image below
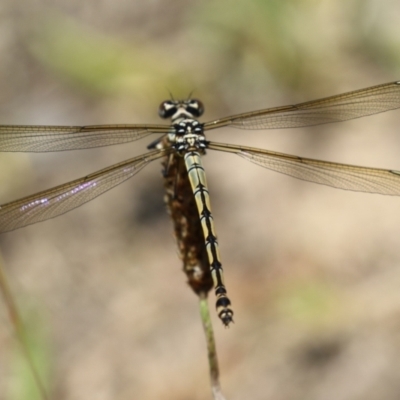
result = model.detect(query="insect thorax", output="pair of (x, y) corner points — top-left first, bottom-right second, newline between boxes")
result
(168, 118), (208, 153)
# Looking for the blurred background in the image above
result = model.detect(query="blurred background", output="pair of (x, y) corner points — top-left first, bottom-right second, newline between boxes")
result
(1, 1), (400, 399)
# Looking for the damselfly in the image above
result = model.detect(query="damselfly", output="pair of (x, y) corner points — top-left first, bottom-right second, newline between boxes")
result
(1, 80), (400, 325)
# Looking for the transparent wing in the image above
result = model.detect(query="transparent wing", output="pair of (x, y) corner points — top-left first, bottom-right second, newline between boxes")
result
(204, 81), (400, 130)
(0, 124), (170, 152)
(208, 142), (400, 195)
(0, 149), (166, 232)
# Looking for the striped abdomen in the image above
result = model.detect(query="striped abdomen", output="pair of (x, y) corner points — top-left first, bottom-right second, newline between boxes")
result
(184, 151), (233, 326)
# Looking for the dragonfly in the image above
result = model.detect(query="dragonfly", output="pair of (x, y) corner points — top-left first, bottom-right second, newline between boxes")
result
(1, 80), (400, 326)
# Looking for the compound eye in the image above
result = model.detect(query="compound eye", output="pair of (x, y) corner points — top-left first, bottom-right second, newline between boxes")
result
(158, 101), (177, 119)
(187, 99), (204, 117)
